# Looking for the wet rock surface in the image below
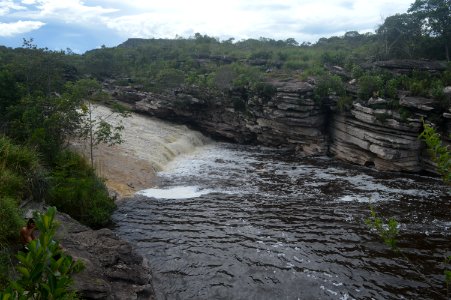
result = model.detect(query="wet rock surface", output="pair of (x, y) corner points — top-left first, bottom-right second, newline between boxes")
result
(54, 212), (156, 300)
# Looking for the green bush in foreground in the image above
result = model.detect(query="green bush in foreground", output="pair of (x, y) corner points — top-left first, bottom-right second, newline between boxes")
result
(48, 151), (115, 228)
(0, 197), (23, 245)
(0, 207), (84, 300)
(0, 197), (24, 289)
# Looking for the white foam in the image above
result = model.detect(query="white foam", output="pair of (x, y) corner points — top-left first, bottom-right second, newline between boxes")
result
(136, 186), (213, 199)
(90, 106), (210, 171)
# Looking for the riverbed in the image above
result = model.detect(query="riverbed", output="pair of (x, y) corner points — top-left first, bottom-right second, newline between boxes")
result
(112, 142), (450, 300)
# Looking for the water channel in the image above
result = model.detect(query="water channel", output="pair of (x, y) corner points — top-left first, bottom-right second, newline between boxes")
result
(113, 142), (450, 300)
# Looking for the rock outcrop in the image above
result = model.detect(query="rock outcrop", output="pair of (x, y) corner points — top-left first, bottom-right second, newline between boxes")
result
(369, 59), (448, 74)
(129, 79), (329, 155)
(247, 79), (328, 155)
(330, 103), (423, 171)
(54, 212), (155, 300)
(104, 72), (450, 174)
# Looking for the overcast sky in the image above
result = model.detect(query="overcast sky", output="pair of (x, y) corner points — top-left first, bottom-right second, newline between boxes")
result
(0, 0), (413, 53)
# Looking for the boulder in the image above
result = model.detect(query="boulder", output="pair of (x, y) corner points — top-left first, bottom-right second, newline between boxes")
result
(54, 213), (155, 300)
(399, 96), (435, 111)
(368, 97), (388, 105)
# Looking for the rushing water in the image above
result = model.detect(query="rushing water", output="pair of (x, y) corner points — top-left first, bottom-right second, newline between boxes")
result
(113, 143), (450, 300)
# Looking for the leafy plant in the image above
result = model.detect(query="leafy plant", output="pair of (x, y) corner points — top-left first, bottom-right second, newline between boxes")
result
(419, 121), (450, 184)
(0, 197), (23, 245)
(66, 79), (128, 168)
(358, 74), (384, 100)
(365, 207), (399, 250)
(314, 74), (346, 103)
(383, 78), (398, 99)
(0, 207), (84, 299)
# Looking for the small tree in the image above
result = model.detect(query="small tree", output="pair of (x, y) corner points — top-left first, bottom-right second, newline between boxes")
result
(65, 79), (129, 168)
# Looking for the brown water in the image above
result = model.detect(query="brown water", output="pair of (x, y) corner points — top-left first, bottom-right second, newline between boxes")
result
(113, 143), (450, 300)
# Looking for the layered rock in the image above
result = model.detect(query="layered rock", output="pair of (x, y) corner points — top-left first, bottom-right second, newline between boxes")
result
(247, 80), (328, 154)
(330, 103), (423, 171)
(129, 79), (328, 155)
(369, 59), (447, 75)
(104, 78), (449, 173)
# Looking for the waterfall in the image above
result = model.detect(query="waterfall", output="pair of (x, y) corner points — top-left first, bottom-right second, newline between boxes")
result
(88, 105), (211, 171)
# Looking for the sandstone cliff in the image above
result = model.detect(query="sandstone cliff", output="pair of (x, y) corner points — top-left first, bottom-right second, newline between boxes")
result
(104, 62), (450, 174)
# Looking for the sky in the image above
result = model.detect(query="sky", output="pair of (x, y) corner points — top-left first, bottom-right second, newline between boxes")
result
(0, 0), (414, 53)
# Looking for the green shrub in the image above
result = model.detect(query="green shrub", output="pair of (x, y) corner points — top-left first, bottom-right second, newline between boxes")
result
(314, 74), (346, 103)
(399, 108), (411, 122)
(0, 196), (23, 289)
(384, 78), (398, 99)
(320, 51), (347, 66)
(249, 50), (273, 60)
(277, 52), (289, 61)
(0, 136), (40, 176)
(284, 60), (308, 70)
(0, 170), (25, 199)
(409, 79), (427, 96)
(155, 68), (185, 89)
(358, 75), (384, 100)
(253, 82), (277, 102)
(1, 207), (84, 299)
(0, 197), (23, 244)
(419, 122), (450, 184)
(351, 65), (364, 78)
(0, 247), (13, 290)
(366, 207), (399, 250)
(230, 64), (261, 88)
(442, 69), (451, 86)
(47, 151), (115, 228)
(337, 96), (353, 112)
(0, 136), (46, 201)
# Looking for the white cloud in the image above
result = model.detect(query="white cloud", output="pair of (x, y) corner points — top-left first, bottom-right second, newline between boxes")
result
(101, 0), (413, 42)
(21, 0), (38, 4)
(0, 20), (45, 37)
(1, 0), (414, 44)
(10, 0), (118, 24)
(0, 0), (26, 16)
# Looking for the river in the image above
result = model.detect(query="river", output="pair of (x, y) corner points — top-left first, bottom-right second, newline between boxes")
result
(112, 142), (450, 300)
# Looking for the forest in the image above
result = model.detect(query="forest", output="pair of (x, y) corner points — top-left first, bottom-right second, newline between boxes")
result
(0, 0), (450, 298)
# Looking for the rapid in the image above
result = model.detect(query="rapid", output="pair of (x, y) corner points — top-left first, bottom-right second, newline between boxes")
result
(112, 126), (450, 299)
